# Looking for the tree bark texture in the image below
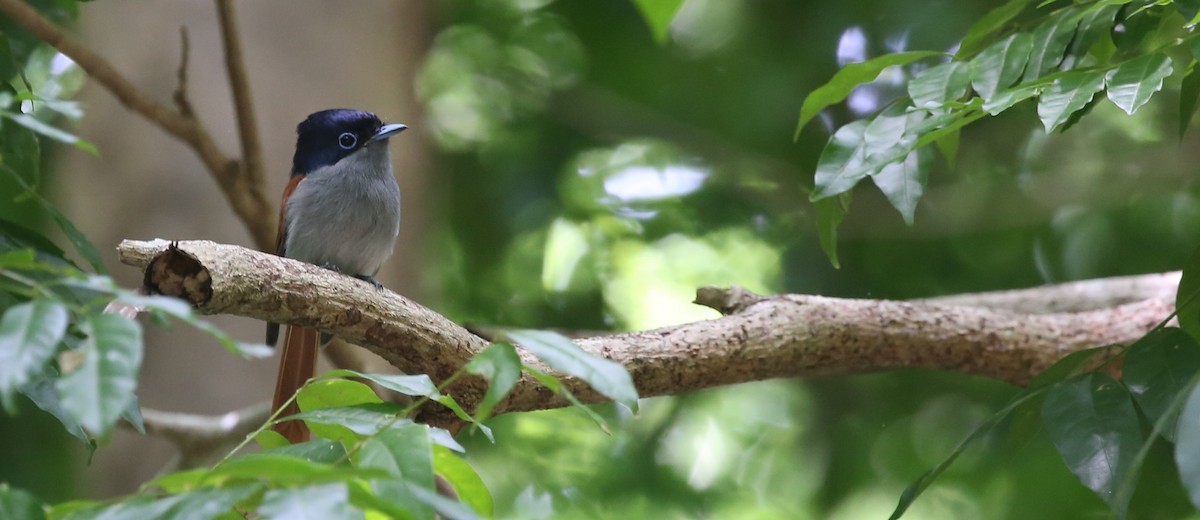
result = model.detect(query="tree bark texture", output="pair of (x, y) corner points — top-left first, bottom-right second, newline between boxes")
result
(117, 239), (1176, 419)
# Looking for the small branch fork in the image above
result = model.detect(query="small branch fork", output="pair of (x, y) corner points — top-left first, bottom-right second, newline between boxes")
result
(0, 0), (275, 249)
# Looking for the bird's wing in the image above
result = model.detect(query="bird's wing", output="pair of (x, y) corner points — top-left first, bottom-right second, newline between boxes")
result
(275, 174), (306, 257)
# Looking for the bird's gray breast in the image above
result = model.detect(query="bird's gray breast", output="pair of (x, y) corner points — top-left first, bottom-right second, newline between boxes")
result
(283, 148), (401, 277)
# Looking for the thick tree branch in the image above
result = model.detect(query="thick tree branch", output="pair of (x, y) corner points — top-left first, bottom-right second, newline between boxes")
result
(0, 0), (275, 249)
(117, 239), (1175, 421)
(918, 271), (1180, 313)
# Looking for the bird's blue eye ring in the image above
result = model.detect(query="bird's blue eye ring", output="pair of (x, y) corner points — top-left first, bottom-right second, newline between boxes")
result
(338, 132), (357, 149)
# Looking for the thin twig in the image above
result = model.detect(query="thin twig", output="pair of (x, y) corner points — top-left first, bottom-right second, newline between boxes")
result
(0, 0), (275, 249)
(214, 0), (266, 191)
(173, 27), (194, 117)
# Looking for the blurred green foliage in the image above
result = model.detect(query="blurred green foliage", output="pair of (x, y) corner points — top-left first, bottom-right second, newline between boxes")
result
(7, 0), (1200, 517)
(417, 0), (1200, 518)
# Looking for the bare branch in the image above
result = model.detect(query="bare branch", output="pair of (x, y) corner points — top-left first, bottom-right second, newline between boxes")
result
(0, 0), (275, 249)
(131, 403), (271, 470)
(172, 27), (194, 117)
(117, 239), (1174, 422)
(214, 0), (265, 192)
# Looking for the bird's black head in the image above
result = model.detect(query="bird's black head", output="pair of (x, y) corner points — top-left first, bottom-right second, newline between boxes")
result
(292, 109), (404, 174)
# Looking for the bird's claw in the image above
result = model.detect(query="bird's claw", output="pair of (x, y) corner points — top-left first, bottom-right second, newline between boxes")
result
(353, 274), (384, 289)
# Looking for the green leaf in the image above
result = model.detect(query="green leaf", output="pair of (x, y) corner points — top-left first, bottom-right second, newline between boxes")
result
(19, 374), (89, 442)
(409, 485), (486, 520)
(0, 248), (37, 269)
(630, 0), (683, 44)
(1178, 245), (1200, 343)
(0, 164), (106, 274)
(356, 426), (435, 520)
(433, 445), (493, 518)
(1180, 61), (1200, 138)
(58, 486), (259, 520)
(969, 33), (1034, 101)
(1105, 52), (1173, 115)
(890, 388), (1044, 519)
(909, 62), (970, 109)
(142, 468), (208, 493)
(2, 113), (96, 155)
(433, 394), (493, 443)
(1113, 4), (1170, 53)
(208, 454), (389, 485)
(0, 36), (19, 83)
(0, 117), (40, 188)
(358, 425), (434, 486)
(319, 370), (491, 439)
(293, 382), (381, 447)
(1041, 373), (1144, 518)
(298, 379), (383, 409)
(520, 361), (612, 431)
(1023, 9), (1082, 83)
(1113, 368), (1199, 516)
(1067, 4), (1121, 63)
(321, 369), (437, 398)
(160, 485), (259, 520)
(501, 329), (639, 413)
(0, 218), (71, 267)
(813, 192), (850, 268)
(871, 148), (931, 225)
(465, 342), (522, 422)
(863, 111), (919, 155)
(259, 483), (361, 520)
(41, 201), (105, 275)
(111, 290), (270, 359)
(810, 120), (868, 200)
(1123, 328), (1200, 441)
(428, 426), (466, 453)
(1175, 379), (1200, 509)
(0, 484), (44, 520)
(1057, 93), (1102, 133)
(933, 126), (960, 169)
(345, 480), (416, 520)
(264, 438), (347, 464)
(0, 300), (67, 410)
(1037, 71), (1106, 132)
(254, 429), (290, 450)
(56, 313), (142, 435)
(1030, 345), (1118, 389)
(59, 496), (179, 520)
(1008, 344), (1120, 450)
(1178, 0), (1200, 21)
(285, 403), (407, 438)
(956, 0), (1034, 58)
(795, 51), (943, 138)
(121, 394), (144, 434)
(983, 84), (1042, 115)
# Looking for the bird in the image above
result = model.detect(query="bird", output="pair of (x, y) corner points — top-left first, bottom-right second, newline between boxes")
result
(267, 109), (407, 443)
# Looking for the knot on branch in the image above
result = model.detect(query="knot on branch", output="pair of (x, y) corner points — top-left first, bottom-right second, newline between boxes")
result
(144, 242), (212, 306)
(694, 285), (763, 315)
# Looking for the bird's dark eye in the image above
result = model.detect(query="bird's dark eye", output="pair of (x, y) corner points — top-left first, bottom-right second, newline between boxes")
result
(338, 132), (357, 149)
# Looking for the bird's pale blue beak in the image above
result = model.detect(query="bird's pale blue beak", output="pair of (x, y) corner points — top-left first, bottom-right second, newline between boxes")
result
(369, 123), (407, 143)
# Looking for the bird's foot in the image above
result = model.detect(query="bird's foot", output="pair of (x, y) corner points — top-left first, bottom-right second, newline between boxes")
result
(319, 262), (342, 273)
(353, 274), (384, 289)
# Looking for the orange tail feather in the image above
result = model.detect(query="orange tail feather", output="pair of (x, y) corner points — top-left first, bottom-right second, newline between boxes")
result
(272, 325), (319, 443)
